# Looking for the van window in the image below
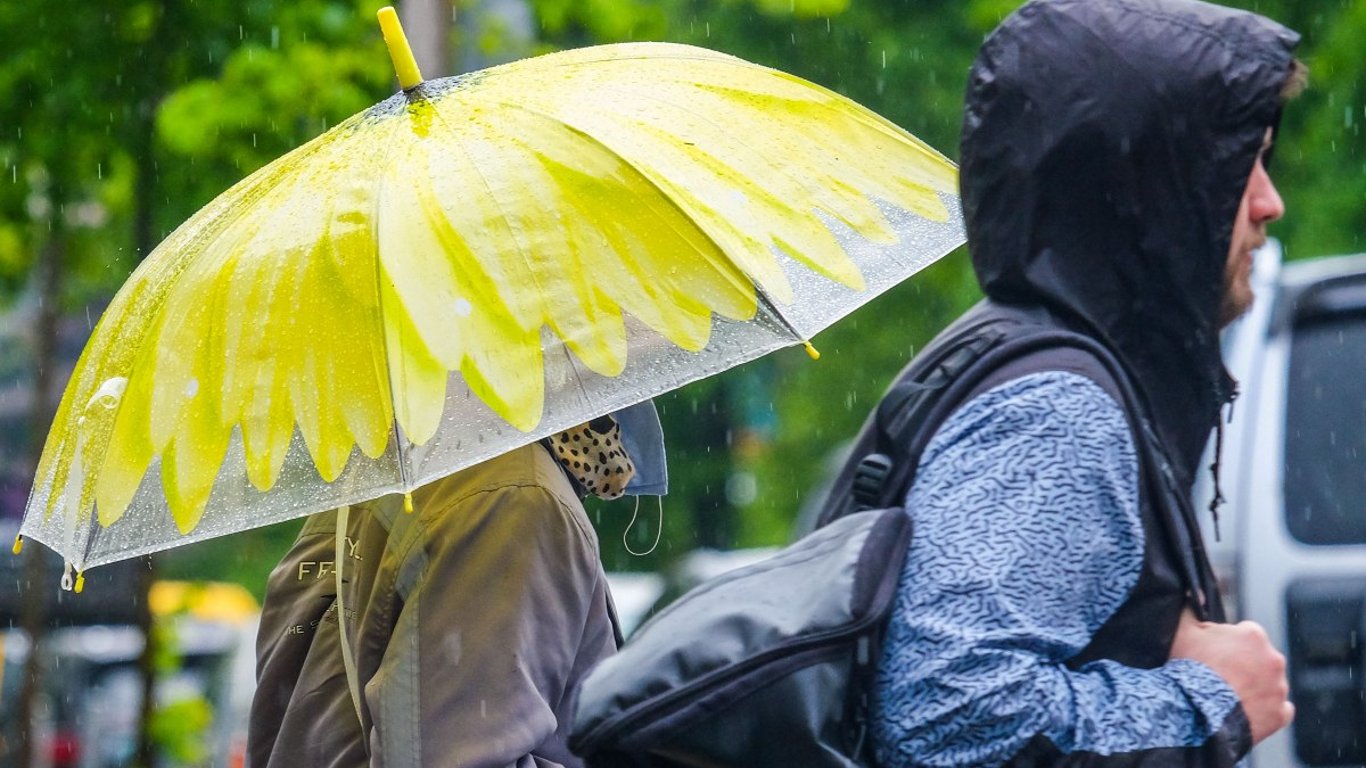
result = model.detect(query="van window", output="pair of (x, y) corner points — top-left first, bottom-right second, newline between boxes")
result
(1285, 315), (1366, 545)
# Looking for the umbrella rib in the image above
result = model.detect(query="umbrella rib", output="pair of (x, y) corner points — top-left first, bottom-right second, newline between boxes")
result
(369, 114), (417, 493)
(587, 75), (955, 238)
(424, 103), (556, 318)
(753, 288), (811, 345)
(590, 82), (840, 224)
(531, 84), (856, 346)
(558, 51), (955, 173)
(560, 341), (599, 421)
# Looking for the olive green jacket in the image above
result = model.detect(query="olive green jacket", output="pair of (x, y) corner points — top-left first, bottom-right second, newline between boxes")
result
(248, 443), (620, 768)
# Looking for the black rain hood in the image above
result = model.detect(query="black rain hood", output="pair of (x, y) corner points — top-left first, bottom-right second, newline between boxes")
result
(961, 0), (1298, 484)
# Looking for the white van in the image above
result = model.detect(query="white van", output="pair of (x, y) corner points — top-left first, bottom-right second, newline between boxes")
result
(1197, 242), (1366, 768)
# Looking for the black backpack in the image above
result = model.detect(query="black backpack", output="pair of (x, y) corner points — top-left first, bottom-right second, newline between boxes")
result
(569, 306), (1214, 768)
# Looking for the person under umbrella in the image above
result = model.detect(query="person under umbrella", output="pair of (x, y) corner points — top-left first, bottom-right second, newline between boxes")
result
(249, 404), (665, 768)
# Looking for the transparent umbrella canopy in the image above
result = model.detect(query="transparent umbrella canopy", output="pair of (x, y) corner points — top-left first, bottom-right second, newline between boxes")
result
(19, 8), (963, 587)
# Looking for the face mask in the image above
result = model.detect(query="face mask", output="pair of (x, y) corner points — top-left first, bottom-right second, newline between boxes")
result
(612, 399), (667, 496)
(547, 416), (636, 500)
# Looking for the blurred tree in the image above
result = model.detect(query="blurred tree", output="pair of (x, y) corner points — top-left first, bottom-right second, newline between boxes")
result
(0, 4), (184, 763)
(401, 0), (453, 76)
(153, 1), (392, 230)
(1239, 0), (1366, 258)
(0, 2), (391, 764)
(525, 0), (667, 48)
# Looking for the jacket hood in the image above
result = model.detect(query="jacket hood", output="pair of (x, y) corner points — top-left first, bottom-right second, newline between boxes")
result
(961, 0), (1298, 482)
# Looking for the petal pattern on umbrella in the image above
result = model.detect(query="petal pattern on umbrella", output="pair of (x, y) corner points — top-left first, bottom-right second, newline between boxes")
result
(26, 41), (960, 567)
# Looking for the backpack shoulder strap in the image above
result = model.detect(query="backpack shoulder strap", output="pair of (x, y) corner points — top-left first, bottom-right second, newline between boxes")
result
(838, 320), (1221, 620)
(815, 311), (1023, 527)
(868, 326), (1116, 508)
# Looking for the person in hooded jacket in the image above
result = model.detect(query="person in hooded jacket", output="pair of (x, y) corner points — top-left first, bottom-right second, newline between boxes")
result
(871, 1), (1301, 766)
(248, 405), (666, 768)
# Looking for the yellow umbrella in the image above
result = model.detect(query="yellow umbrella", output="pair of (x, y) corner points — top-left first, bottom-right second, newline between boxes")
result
(20, 9), (962, 586)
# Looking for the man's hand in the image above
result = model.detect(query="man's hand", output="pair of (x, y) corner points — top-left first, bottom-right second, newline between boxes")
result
(1169, 609), (1294, 744)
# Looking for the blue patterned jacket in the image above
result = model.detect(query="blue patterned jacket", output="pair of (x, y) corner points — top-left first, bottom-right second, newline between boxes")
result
(871, 372), (1246, 768)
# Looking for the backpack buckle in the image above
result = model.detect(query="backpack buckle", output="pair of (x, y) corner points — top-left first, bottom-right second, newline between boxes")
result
(851, 453), (894, 510)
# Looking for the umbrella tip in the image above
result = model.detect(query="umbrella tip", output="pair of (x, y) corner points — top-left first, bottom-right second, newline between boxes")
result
(803, 341), (821, 361)
(403, 492), (414, 514)
(74, 571), (85, 594)
(377, 7), (424, 90)
(10, 535), (21, 555)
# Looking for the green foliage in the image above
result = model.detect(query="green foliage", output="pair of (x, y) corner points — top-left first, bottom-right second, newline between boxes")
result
(1238, 0), (1366, 258)
(0, 2), (254, 303)
(148, 696), (216, 765)
(150, 621), (183, 676)
(153, 1), (393, 232)
(964, 0), (1022, 30)
(155, 39), (389, 213)
(751, 0), (852, 18)
(141, 610), (217, 765)
(159, 518), (304, 600)
(529, 0), (667, 43)
(0, 224), (26, 299)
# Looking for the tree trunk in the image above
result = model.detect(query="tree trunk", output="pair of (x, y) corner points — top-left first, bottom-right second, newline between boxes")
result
(131, 10), (167, 766)
(400, 0), (451, 78)
(130, 95), (162, 768)
(132, 558), (157, 768)
(12, 234), (64, 768)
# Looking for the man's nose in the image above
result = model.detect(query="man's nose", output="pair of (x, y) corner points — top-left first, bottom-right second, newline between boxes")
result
(1251, 161), (1285, 224)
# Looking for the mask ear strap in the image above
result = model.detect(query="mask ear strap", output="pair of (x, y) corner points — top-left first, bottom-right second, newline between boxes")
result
(335, 505), (364, 728)
(623, 496), (663, 557)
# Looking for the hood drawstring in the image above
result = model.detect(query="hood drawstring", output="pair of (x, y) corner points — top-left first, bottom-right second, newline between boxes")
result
(1207, 380), (1240, 542)
(1208, 420), (1225, 542)
(334, 505), (363, 729)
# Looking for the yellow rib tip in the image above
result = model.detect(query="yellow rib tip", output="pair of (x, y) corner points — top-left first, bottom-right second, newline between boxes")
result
(377, 7), (424, 90)
(403, 492), (414, 514)
(804, 341), (821, 360)
(74, 572), (85, 593)
(11, 536), (22, 555)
